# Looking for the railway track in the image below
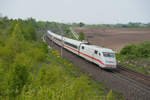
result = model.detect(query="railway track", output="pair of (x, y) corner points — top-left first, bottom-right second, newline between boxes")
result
(44, 34), (150, 100)
(116, 65), (150, 87)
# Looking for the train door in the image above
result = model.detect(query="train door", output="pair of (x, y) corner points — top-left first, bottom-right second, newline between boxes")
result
(93, 50), (98, 65)
(94, 50), (103, 66)
(79, 44), (85, 58)
(79, 44), (88, 60)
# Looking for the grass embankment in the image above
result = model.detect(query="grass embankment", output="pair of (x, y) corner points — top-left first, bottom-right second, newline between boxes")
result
(117, 42), (150, 75)
(0, 17), (124, 100)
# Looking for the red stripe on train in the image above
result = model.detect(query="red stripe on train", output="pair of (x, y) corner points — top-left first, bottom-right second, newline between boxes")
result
(64, 44), (113, 66)
(51, 38), (113, 66)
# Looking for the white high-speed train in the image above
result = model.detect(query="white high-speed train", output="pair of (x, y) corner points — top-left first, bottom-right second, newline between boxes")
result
(47, 30), (117, 69)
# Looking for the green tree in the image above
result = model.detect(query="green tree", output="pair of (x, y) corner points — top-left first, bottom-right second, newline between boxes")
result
(120, 42), (150, 59)
(24, 24), (37, 41)
(64, 26), (70, 34)
(27, 18), (38, 28)
(79, 22), (85, 27)
(8, 63), (29, 96)
(79, 31), (85, 40)
(5, 21), (16, 36)
(120, 44), (136, 55)
(12, 23), (24, 41)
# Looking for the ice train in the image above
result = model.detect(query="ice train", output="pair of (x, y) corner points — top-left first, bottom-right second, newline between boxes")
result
(47, 30), (117, 69)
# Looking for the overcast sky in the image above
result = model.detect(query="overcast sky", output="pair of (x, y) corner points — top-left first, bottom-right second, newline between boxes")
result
(0, 0), (150, 24)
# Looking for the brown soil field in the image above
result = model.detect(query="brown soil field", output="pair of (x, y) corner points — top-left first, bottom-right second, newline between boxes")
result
(74, 27), (150, 52)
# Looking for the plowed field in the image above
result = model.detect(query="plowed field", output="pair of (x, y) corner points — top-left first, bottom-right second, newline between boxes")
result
(74, 27), (150, 52)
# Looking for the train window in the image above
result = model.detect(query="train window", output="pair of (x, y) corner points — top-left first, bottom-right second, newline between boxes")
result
(83, 42), (91, 45)
(94, 50), (98, 54)
(64, 42), (77, 49)
(103, 52), (115, 58)
(82, 46), (84, 49)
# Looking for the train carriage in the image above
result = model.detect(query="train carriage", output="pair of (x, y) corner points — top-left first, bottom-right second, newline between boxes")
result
(47, 30), (116, 69)
(63, 37), (81, 55)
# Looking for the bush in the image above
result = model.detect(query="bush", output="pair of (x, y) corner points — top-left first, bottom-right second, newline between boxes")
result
(8, 63), (29, 96)
(79, 32), (85, 40)
(27, 48), (46, 62)
(120, 42), (150, 59)
(37, 66), (65, 86)
(24, 24), (37, 41)
(138, 42), (150, 58)
(120, 44), (137, 59)
(120, 44), (136, 55)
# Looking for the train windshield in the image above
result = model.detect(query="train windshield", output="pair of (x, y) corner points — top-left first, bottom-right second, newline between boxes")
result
(103, 52), (115, 58)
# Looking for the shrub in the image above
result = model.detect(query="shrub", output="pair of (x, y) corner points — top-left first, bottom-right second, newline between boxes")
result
(8, 63), (29, 96)
(24, 24), (37, 41)
(120, 42), (150, 59)
(27, 48), (46, 62)
(37, 66), (65, 86)
(79, 32), (85, 40)
(138, 42), (150, 58)
(120, 44), (136, 55)
(120, 44), (137, 59)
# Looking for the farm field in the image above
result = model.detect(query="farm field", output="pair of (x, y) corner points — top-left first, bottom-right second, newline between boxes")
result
(74, 27), (150, 52)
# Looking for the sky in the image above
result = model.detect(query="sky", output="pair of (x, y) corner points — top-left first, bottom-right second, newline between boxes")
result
(0, 0), (150, 24)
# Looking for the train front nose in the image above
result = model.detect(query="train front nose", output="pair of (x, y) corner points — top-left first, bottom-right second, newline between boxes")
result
(104, 59), (117, 69)
(105, 64), (117, 69)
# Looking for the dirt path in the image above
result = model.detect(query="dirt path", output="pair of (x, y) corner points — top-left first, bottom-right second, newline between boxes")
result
(74, 27), (150, 52)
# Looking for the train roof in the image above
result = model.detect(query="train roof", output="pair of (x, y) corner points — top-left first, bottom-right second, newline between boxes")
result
(47, 30), (61, 39)
(63, 37), (82, 45)
(83, 44), (114, 53)
(47, 30), (114, 53)
(48, 30), (83, 45)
